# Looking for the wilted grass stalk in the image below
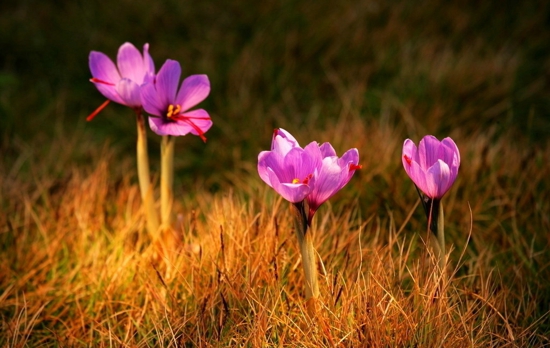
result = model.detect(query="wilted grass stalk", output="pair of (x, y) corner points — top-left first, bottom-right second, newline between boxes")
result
(160, 135), (175, 228)
(136, 111), (159, 236)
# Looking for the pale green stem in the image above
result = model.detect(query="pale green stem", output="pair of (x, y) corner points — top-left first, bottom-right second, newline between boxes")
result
(136, 112), (159, 236)
(160, 135), (175, 228)
(294, 203), (319, 315)
(437, 202), (446, 273)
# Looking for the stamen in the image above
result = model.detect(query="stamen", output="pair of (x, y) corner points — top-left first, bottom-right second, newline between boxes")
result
(292, 173), (313, 185)
(350, 164), (362, 171)
(86, 100), (111, 121)
(403, 155), (412, 165)
(166, 104), (182, 119)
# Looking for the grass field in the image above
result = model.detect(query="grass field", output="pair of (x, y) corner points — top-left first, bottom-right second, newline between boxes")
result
(1, 0), (550, 346)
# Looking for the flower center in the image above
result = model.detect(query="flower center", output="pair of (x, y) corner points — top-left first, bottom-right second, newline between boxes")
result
(163, 104), (211, 143)
(166, 104), (182, 119)
(292, 173), (313, 185)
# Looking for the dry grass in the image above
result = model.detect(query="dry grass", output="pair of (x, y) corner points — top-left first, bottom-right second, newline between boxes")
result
(2, 0), (550, 346)
(1, 114), (549, 346)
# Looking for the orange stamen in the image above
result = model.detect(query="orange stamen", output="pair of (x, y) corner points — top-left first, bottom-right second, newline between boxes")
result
(86, 100), (111, 121)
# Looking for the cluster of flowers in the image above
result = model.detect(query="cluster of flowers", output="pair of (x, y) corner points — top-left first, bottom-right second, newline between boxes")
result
(258, 129), (361, 225)
(88, 42), (212, 140)
(258, 129), (460, 221)
(87, 41), (461, 306)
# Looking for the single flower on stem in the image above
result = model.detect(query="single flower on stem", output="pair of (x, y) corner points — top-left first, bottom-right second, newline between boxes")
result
(402, 135), (460, 271)
(87, 42), (159, 237)
(88, 42), (155, 120)
(258, 129), (360, 317)
(141, 59), (212, 228)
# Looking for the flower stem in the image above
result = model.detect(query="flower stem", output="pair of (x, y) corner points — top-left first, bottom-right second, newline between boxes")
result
(293, 202), (320, 317)
(437, 202), (446, 273)
(160, 135), (175, 229)
(136, 111), (159, 237)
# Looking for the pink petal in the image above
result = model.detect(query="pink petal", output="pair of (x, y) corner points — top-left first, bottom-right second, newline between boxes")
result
(283, 147), (317, 184)
(181, 109), (213, 137)
(319, 142), (337, 157)
(273, 128), (300, 149)
(142, 43), (155, 76)
(156, 60), (181, 107)
(307, 156), (344, 210)
(402, 139), (419, 164)
(91, 82), (124, 105)
(426, 160), (451, 198)
(117, 42), (145, 83)
(268, 169), (312, 203)
(176, 75), (210, 112)
(140, 82), (164, 116)
(272, 134), (298, 157)
(258, 151), (273, 186)
(418, 135), (442, 170)
(116, 78), (141, 107)
(89, 51), (120, 83)
(148, 117), (192, 136)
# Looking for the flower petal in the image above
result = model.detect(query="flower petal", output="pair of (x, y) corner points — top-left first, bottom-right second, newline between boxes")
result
(268, 168), (312, 203)
(272, 134), (298, 157)
(307, 156), (345, 211)
(148, 117), (192, 136)
(176, 75), (210, 112)
(91, 82), (124, 105)
(426, 160), (451, 198)
(140, 82), (164, 116)
(258, 151), (274, 186)
(273, 128), (300, 149)
(89, 51), (120, 83)
(319, 142), (337, 157)
(418, 135), (442, 170)
(441, 137), (460, 181)
(117, 42), (145, 83)
(156, 59), (181, 108)
(142, 43), (155, 77)
(116, 78), (142, 107)
(181, 108), (213, 137)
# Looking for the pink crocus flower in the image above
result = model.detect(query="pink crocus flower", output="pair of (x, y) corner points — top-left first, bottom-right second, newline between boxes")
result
(140, 59), (212, 141)
(87, 42), (155, 120)
(402, 135), (460, 199)
(258, 129), (361, 217)
(305, 143), (361, 223)
(258, 129), (318, 203)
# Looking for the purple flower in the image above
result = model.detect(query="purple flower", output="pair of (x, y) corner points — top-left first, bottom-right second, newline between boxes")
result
(402, 135), (460, 199)
(258, 129), (317, 203)
(140, 59), (212, 141)
(88, 42), (155, 120)
(258, 129), (361, 216)
(305, 143), (361, 223)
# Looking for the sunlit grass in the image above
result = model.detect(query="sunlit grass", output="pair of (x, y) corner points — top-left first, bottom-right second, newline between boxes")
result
(1, 0), (550, 345)
(1, 114), (548, 346)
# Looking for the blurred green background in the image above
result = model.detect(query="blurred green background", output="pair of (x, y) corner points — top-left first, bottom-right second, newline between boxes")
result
(1, 0), (549, 190)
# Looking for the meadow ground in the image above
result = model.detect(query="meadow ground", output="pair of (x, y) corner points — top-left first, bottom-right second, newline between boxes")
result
(1, 0), (550, 346)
